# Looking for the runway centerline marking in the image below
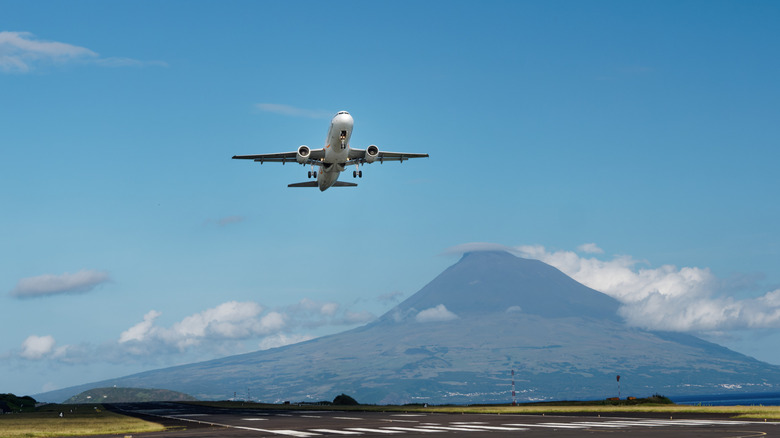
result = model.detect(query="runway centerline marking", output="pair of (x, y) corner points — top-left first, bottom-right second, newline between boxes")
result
(346, 428), (404, 434)
(382, 427), (443, 433)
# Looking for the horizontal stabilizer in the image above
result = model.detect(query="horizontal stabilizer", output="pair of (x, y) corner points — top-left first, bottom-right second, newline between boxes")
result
(287, 181), (358, 188)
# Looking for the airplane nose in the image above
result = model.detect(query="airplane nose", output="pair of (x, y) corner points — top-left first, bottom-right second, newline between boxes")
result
(335, 111), (354, 126)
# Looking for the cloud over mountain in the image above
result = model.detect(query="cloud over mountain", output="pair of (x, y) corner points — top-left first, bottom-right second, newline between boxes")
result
(514, 244), (780, 332)
(416, 304), (458, 322)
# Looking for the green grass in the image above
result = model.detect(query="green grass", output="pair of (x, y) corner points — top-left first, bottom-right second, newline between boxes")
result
(0, 404), (165, 438)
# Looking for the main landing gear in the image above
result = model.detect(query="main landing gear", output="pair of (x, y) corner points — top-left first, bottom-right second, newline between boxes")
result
(307, 170), (318, 179)
(353, 170), (362, 178)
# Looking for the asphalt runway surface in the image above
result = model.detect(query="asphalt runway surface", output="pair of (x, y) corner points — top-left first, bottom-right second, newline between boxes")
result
(100, 402), (779, 438)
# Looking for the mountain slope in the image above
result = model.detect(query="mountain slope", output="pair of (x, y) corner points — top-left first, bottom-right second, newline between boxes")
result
(37, 251), (780, 404)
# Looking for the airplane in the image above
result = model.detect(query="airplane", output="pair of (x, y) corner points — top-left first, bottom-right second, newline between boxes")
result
(232, 111), (428, 191)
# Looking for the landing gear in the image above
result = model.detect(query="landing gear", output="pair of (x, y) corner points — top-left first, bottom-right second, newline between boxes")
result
(308, 171), (317, 179)
(353, 170), (362, 178)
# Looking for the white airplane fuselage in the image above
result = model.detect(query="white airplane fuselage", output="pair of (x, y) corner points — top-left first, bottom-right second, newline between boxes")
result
(317, 111), (354, 190)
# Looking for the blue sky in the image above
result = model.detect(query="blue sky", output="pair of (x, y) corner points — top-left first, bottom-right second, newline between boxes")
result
(2, 0), (779, 397)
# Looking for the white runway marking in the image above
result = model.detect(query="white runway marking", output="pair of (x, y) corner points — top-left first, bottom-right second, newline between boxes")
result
(346, 428), (404, 434)
(502, 419), (765, 430)
(309, 429), (364, 435)
(454, 425), (529, 431)
(382, 427), (444, 433)
(419, 426), (491, 432)
(242, 417), (269, 421)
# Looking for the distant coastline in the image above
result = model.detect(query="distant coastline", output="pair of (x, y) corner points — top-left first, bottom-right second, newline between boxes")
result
(672, 392), (780, 406)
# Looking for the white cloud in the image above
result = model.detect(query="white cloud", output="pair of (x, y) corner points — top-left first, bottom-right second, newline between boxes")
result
(0, 31), (96, 72)
(217, 215), (244, 227)
(10, 270), (110, 298)
(20, 335), (56, 360)
(378, 291), (405, 304)
(116, 298), (374, 357)
(119, 310), (161, 343)
(163, 301), (268, 349)
(514, 244), (780, 332)
(441, 242), (514, 256)
(0, 31), (166, 73)
(416, 304), (458, 323)
(577, 243), (604, 254)
(255, 103), (333, 119)
(258, 333), (313, 350)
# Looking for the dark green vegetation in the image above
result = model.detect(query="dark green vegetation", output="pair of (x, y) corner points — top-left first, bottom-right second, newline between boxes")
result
(0, 393), (37, 413)
(36, 252), (780, 404)
(515, 394), (674, 406)
(64, 387), (197, 404)
(333, 394), (359, 405)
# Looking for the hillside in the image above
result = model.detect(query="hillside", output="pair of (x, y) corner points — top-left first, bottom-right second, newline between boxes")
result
(36, 251), (780, 404)
(0, 393), (37, 412)
(63, 387), (197, 404)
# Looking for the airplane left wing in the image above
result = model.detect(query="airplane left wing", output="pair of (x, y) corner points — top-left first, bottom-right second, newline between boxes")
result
(347, 148), (429, 165)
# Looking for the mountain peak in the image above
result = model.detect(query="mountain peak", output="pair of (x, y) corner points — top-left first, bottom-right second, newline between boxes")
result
(382, 250), (621, 322)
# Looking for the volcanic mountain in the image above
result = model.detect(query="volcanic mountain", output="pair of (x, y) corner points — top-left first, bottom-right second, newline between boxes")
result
(38, 251), (780, 404)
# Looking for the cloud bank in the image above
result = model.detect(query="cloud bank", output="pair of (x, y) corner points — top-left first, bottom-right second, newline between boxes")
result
(117, 298), (375, 356)
(10, 270), (110, 298)
(513, 244), (780, 332)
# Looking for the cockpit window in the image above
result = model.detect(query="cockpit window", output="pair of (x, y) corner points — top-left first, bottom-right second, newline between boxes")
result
(337, 111), (349, 115)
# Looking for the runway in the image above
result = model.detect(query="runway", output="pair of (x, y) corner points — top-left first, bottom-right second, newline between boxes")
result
(107, 402), (779, 438)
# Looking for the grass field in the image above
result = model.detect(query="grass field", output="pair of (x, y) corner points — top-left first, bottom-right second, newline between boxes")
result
(188, 400), (780, 420)
(0, 404), (165, 438)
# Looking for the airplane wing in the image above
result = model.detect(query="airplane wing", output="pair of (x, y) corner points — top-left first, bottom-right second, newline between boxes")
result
(288, 181), (358, 188)
(347, 148), (429, 165)
(232, 149), (325, 164)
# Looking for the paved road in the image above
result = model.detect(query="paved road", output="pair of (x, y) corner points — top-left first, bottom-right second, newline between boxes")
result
(103, 402), (779, 438)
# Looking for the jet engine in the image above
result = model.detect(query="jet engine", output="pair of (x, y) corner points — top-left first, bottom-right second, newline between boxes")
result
(364, 145), (379, 163)
(296, 145), (311, 164)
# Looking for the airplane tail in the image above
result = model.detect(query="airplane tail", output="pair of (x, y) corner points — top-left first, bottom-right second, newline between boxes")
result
(288, 181), (358, 188)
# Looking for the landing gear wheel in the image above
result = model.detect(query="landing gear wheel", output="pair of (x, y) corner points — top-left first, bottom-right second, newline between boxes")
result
(353, 170), (357, 178)
(308, 171), (312, 178)
(358, 170), (363, 178)
(313, 171), (317, 178)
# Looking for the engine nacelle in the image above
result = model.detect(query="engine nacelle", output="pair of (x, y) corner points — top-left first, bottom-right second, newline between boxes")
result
(364, 145), (379, 163)
(296, 145), (311, 164)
